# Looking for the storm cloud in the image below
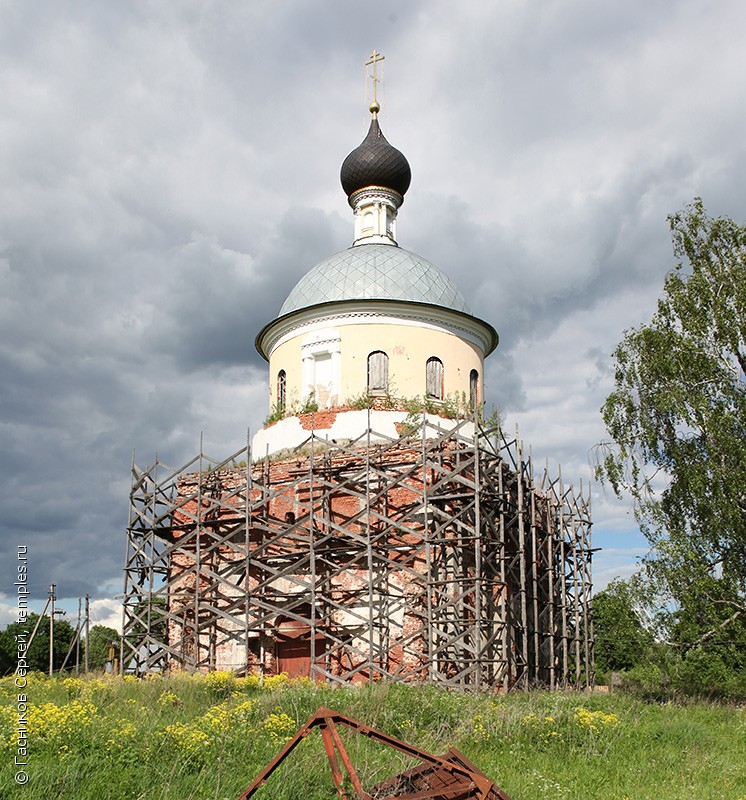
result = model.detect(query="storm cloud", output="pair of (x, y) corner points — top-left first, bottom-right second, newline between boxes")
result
(2, 0), (745, 621)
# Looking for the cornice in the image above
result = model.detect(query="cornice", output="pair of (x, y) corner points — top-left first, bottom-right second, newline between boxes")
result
(256, 299), (499, 360)
(349, 185), (403, 209)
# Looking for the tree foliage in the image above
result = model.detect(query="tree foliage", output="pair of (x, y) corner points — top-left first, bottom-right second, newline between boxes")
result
(593, 579), (655, 674)
(598, 198), (745, 644)
(0, 614), (76, 674)
(85, 625), (119, 670)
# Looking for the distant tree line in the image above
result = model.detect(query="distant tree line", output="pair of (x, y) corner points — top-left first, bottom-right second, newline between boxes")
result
(0, 613), (119, 675)
(594, 577), (746, 700)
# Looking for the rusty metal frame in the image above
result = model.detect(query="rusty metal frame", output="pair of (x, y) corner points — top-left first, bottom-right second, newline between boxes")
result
(122, 415), (594, 688)
(235, 706), (512, 800)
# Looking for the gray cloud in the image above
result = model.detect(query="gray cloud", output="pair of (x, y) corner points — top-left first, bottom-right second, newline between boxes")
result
(2, 1), (746, 609)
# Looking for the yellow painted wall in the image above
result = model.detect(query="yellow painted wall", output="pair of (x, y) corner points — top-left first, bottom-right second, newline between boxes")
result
(267, 320), (484, 413)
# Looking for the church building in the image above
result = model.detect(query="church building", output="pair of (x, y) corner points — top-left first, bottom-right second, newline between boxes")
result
(122, 56), (594, 690)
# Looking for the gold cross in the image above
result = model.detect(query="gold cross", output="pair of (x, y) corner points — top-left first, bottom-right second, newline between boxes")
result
(365, 50), (385, 108)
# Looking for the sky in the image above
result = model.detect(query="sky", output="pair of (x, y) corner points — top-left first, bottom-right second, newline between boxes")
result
(2, 0), (745, 631)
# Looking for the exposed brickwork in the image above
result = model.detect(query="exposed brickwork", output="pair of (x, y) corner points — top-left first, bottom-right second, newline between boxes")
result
(126, 431), (593, 690)
(298, 409), (339, 430)
(265, 400), (455, 431)
(168, 443), (431, 680)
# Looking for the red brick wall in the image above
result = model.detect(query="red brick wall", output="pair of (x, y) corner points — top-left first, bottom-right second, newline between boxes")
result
(168, 444), (463, 678)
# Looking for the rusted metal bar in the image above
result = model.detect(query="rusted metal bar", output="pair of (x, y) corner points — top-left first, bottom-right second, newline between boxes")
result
(319, 719), (350, 800)
(235, 712), (318, 799)
(326, 715), (368, 799)
(235, 707), (511, 800)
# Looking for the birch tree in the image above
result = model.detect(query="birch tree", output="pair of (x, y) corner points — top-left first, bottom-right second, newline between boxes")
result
(598, 199), (746, 640)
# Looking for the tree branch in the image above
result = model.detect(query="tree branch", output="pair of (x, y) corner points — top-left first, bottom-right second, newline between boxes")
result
(696, 609), (743, 646)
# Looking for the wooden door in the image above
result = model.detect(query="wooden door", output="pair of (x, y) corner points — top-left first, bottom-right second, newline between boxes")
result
(275, 615), (324, 679)
(276, 636), (311, 678)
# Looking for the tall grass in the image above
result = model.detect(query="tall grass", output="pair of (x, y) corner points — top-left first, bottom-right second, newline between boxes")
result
(1, 672), (743, 800)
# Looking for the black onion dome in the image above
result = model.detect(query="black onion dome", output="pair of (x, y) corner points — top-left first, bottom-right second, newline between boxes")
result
(340, 117), (412, 198)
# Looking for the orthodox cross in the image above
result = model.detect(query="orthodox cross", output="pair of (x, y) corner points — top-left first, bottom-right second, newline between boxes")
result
(365, 50), (385, 110)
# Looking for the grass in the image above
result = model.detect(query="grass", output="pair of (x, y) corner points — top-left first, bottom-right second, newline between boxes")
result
(1, 672), (744, 800)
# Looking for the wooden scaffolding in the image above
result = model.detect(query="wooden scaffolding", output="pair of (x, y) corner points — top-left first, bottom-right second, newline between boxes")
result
(121, 415), (594, 690)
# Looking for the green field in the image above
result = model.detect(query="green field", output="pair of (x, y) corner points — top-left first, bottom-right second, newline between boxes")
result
(1, 672), (744, 800)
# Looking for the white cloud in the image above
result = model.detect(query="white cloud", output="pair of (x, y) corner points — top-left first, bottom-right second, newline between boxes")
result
(88, 598), (123, 634)
(0, 597), (19, 630)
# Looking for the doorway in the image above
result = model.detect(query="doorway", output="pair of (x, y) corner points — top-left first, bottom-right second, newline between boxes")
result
(275, 612), (324, 679)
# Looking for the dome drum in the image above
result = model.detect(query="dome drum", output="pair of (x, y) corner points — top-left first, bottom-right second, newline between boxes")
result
(349, 188), (403, 245)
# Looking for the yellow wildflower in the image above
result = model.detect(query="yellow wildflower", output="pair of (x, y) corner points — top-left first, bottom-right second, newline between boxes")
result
(157, 689), (180, 707)
(260, 711), (295, 743)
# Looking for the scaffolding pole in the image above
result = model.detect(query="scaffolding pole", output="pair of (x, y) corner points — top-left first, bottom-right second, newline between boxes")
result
(122, 417), (594, 690)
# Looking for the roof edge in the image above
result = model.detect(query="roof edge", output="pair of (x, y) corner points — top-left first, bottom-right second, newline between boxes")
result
(255, 298), (499, 361)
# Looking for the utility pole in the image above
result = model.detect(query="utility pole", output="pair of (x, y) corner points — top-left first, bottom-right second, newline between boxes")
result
(22, 597), (51, 671)
(49, 583), (55, 676)
(84, 594), (90, 675)
(75, 598), (81, 675)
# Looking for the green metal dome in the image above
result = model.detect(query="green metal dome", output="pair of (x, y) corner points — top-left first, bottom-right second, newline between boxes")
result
(278, 243), (470, 316)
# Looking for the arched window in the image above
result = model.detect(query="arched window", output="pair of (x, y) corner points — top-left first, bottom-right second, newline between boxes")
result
(277, 369), (286, 412)
(367, 351), (389, 394)
(469, 369), (479, 410)
(426, 357), (444, 400)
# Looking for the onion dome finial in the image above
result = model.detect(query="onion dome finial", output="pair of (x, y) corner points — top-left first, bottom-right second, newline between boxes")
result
(340, 51), (412, 202)
(339, 115), (412, 200)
